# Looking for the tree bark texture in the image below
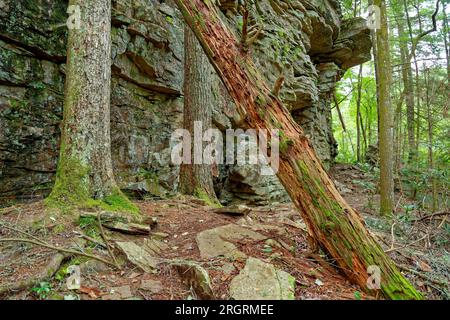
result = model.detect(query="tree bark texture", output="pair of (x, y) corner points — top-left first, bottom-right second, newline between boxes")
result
(374, 0), (395, 216)
(173, 0), (422, 299)
(48, 0), (135, 213)
(179, 25), (218, 203)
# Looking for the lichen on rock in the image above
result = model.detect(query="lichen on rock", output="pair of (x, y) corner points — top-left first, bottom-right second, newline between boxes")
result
(0, 0), (371, 207)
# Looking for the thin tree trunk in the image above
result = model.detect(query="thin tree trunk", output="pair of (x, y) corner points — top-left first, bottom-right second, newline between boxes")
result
(333, 92), (355, 155)
(173, 0), (422, 300)
(369, 0), (381, 146)
(46, 0), (137, 214)
(443, 2), (450, 85)
(356, 65), (363, 162)
(179, 25), (219, 205)
(359, 106), (368, 157)
(375, 0), (395, 216)
(394, 92), (405, 171)
(424, 70), (438, 212)
(396, 17), (416, 163)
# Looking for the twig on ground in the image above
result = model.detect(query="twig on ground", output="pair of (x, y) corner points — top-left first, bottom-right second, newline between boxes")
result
(397, 264), (448, 287)
(385, 235), (428, 253)
(437, 215), (447, 229)
(0, 222), (46, 245)
(414, 211), (449, 222)
(0, 238), (116, 268)
(390, 222), (396, 250)
(73, 231), (107, 249)
(97, 213), (121, 270)
(394, 195), (403, 212)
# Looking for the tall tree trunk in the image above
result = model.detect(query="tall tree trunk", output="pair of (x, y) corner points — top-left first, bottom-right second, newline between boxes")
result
(179, 25), (219, 205)
(394, 91), (405, 172)
(424, 70), (438, 212)
(46, 0), (137, 214)
(443, 2), (450, 85)
(173, 0), (422, 300)
(375, 0), (395, 216)
(369, 0), (381, 146)
(396, 17), (416, 163)
(356, 65), (363, 162)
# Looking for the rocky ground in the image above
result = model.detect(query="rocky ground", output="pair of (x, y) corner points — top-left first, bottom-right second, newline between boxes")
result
(0, 165), (448, 300)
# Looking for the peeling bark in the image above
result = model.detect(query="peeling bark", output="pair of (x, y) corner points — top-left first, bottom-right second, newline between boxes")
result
(173, 0), (422, 299)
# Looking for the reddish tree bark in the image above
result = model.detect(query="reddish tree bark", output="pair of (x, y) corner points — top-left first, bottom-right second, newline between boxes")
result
(173, 0), (421, 300)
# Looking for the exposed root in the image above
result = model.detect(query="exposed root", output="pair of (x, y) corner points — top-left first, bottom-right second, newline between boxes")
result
(0, 253), (65, 297)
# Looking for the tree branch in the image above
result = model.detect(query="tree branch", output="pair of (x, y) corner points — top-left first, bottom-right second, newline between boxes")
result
(408, 0), (441, 61)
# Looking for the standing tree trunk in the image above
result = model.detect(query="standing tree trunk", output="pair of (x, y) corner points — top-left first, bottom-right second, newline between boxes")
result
(369, 0), (381, 146)
(443, 2), (450, 85)
(424, 70), (438, 212)
(374, 0), (395, 216)
(46, 0), (137, 215)
(173, 0), (422, 299)
(356, 65), (363, 163)
(396, 18), (416, 163)
(179, 25), (219, 205)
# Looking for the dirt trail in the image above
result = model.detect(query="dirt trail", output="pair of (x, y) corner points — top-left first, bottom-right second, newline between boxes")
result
(0, 164), (448, 300)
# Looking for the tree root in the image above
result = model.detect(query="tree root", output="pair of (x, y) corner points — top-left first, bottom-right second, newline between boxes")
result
(0, 253), (65, 297)
(0, 238), (117, 268)
(97, 213), (121, 269)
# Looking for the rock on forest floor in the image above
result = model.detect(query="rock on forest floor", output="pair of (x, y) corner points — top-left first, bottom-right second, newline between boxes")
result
(0, 165), (448, 300)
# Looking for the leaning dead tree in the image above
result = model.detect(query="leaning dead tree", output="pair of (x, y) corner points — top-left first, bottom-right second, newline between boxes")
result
(173, 0), (422, 299)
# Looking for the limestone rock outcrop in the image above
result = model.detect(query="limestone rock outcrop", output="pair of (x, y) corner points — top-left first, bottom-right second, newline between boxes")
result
(0, 0), (371, 206)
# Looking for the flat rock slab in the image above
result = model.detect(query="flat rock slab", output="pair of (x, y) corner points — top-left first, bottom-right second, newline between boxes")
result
(213, 205), (251, 216)
(140, 279), (163, 294)
(229, 257), (296, 300)
(115, 241), (159, 273)
(102, 285), (133, 300)
(196, 224), (267, 260)
(143, 238), (169, 256)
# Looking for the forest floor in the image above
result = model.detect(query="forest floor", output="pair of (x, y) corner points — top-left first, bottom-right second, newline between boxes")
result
(0, 164), (448, 300)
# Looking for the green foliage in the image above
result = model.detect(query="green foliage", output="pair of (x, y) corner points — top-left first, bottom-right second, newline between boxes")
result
(46, 154), (139, 215)
(194, 187), (221, 208)
(78, 215), (100, 240)
(31, 282), (53, 300)
(45, 157), (90, 212)
(333, 65), (378, 164)
(54, 265), (69, 282)
(165, 15), (174, 25)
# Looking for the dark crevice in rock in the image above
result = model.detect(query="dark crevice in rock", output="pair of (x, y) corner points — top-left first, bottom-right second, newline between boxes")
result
(0, 34), (66, 64)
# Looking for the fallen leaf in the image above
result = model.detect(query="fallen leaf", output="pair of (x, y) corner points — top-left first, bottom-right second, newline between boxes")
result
(418, 260), (433, 272)
(79, 286), (103, 299)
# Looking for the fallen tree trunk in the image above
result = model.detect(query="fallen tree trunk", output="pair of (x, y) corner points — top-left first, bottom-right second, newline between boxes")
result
(173, 0), (422, 300)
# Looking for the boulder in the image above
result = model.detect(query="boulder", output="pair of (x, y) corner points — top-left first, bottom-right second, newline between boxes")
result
(115, 241), (159, 273)
(229, 257), (296, 300)
(196, 224), (267, 260)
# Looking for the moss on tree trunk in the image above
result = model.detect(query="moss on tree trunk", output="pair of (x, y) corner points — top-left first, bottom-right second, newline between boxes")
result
(173, 0), (422, 300)
(179, 25), (220, 207)
(46, 0), (138, 215)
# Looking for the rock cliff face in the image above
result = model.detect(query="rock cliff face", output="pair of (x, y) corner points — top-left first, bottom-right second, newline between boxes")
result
(0, 0), (371, 206)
